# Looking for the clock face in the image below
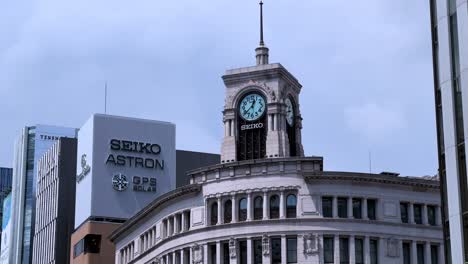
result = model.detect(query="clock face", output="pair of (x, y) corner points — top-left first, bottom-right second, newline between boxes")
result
(239, 93), (266, 121)
(285, 98), (294, 126)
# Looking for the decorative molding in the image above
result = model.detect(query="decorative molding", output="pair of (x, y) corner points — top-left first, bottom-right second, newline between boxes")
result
(191, 243), (204, 264)
(386, 238), (400, 257)
(204, 186), (300, 199)
(262, 234), (270, 256)
(229, 237), (237, 259)
(303, 233), (319, 255)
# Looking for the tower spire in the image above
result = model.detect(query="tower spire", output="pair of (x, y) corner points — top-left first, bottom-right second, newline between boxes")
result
(259, 0), (264, 46)
(255, 0), (269, 65)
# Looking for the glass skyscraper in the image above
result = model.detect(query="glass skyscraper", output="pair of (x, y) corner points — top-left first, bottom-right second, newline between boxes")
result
(8, 125), (76, 264)
(0, 168), (12, 224)
(0, 167), (12, 253)
(430, 0), (468, 262)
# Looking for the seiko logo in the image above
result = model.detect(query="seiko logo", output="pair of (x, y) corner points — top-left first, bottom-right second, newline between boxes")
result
(241, 123), (264, 131)
(76, 154), (91, 183)
(112, 173), (128, 191)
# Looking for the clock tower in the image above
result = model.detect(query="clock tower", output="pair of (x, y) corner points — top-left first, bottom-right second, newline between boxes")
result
(220, 1), (304, 163)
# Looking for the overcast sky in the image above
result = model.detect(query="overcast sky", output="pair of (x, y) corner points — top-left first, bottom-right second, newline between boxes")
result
(0, 0), (437, 176)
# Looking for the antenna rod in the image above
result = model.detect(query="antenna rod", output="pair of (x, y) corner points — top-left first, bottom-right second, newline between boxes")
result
(104, 81), (108, 114)
(259, 1), (264, 46)
(368, 151), (372, 174)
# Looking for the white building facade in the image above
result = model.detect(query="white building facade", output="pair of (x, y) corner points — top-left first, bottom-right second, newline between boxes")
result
(110, 159), (444, 264)
(111, 3), (444, 263)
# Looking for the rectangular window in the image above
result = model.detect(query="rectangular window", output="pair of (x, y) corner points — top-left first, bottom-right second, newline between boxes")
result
(403, 242), (411, 264)
(417, 244), (425, 264)
(339, 237), (349, 264)
(400, 203), (409, 223)
(322, 197), (333, 218)
(239, 241), (247, 264)
(370, 239), (378, 264)
(223, 242), (229, 264)
(414, 204), (423, 224)
(427, 205), (436, 226)
(271, 238), (282, 264)
(287, 237), (297, 263)
(367, 199), (377, 220)
(338, 198), (348, 218)
(253, 239), (262, 264)
(431, 245), (438, 264)
(353, 198), (362, 219)
(324, 237), (334, 264)
(355, 238), (364, 264)
(210, 244), (217, 264)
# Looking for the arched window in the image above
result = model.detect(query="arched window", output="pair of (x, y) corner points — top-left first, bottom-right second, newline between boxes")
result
(254, 196), (263, 220)
(239, 198), (247, 222)
(210, 202), (218, 225)
(224, 200), (232, 223)
(270, 195), (280, 219)
(286, 194), (297, 218)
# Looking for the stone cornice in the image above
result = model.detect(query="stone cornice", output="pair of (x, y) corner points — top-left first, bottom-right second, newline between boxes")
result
(222, 63), (302, 90)
(188, 157), (323, 176)
(204, 185), (301, 199)
(109, 184), (201, 242)
(304, 171), (440, 189)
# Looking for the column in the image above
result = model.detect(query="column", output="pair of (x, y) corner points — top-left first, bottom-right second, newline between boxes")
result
(348, 197), (354, 219)
(230, 120), (234, 137)
(247, 238), (253, 264)
(280, 190), (285, 219)
(364, 236), (370, 264)
(263, 191), (268, 220)
(268, 114), (273, 131)
(168, 217), (173, 236)
(349, 235), (356, 264)
(425, 242), (432, 264)
(378, 237), (385, 264)
(165, 254), (170, 264)
(224, 121), (228, 137)
(422, 205), (429, 225)
(180, 249), (185, 264)
(332, 196), (338, 218)
(411, 241), (417, 264)
(409, 203), (415, 224)
(204, 244), (209, 264)
(174, 215), (180, 234)
(438, 243), (445, 264)
(247, 192), (252, 221)
(205, 199), (209, 227)
(281, 235), (287, 264)
(274, 114), (278, 131)
(232, 195), (237, 223)
(173, 252), (177, 264)
(216, 241), (222, 264)
(218, 197), (223, 225)
(181, 213), (186, 232)
(362, 198), (368, 220)
(435, 206), (442, 226)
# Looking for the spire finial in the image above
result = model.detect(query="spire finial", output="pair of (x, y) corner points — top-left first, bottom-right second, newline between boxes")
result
(255, 0), (269, 65)
(259, 0), (264, 46)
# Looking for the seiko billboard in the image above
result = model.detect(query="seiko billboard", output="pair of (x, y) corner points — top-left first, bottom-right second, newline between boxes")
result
(75, 114), (176, 228)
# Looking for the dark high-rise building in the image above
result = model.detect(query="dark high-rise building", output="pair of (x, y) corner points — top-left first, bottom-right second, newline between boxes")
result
(430, 0), (468, 262)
